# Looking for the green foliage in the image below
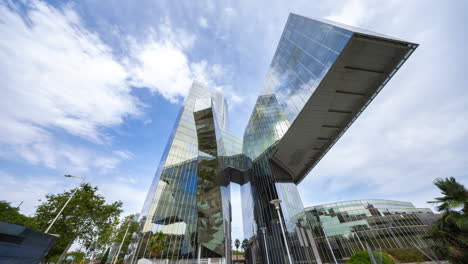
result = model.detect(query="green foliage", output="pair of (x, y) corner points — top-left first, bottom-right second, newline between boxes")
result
(427, 177), (468, 264)
(232, 250), (244, 255)
(234, 238), (240, 251)
(112, 214), (138, 258)
(149, 232), (168, 257)
(385, 248), (427, 262)
(64, 250), (85, 263)
(99, 247), (110, 264)
(34, 183), (123, 261)
(346, 251), (394, 264)
(429, 177), (468, 213)
(241, 239), (248, 251)
(0, 200), (38, 229)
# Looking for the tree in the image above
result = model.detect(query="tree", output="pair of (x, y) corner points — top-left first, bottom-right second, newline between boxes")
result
(100, 247), (110, 264)
(111, 214), (138, 260)
(34, 183), (123, 261)
(241, 239), (248, 254)
(0, 200), (38, 229)
(234, 238), (240, 260)
(149, 232), (168, 257)
(65, 250), (85, 264)
(427, 177), (468, 264)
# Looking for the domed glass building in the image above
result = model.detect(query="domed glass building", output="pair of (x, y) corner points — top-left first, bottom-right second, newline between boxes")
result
(302, 199), (437, 263)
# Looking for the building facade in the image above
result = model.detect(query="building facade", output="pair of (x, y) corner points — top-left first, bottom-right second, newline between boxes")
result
(132, 13), (419, 264)
(302, 200), (437, 263)
(239, 14), (417, 264)
(131, 81), (246, 261)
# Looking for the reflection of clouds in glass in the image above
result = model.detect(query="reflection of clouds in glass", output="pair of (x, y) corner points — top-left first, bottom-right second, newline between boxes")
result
(259, 15), (351, 127)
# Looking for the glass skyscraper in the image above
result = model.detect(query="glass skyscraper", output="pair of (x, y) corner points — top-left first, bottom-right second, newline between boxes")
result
(131, 13), (418, 264)
(132, 81), (244, 261)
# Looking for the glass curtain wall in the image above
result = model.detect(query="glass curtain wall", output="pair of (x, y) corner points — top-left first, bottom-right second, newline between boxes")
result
(240, 13), (353, 264)
(133, 81), (240, 262)
(303, 200), (438, 263)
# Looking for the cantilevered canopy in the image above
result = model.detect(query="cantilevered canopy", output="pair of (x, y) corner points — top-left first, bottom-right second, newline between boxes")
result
(271, 33), (418, 184)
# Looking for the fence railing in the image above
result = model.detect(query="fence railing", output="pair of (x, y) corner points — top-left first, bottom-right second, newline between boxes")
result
(146, 258), (226, 264)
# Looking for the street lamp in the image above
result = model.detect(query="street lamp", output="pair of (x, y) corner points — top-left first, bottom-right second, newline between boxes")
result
(112, 218), (134, 264)
(260, 227), (270, 264)
(45, 174), (86, 233)
(270, 199), (293, 264)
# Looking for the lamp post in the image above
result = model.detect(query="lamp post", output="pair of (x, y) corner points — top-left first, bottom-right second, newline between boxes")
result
(270, 199), (293, 264)
(260, 227), (270, 264)
(45, 174), (86, 233)
(112, 218), (133, 264)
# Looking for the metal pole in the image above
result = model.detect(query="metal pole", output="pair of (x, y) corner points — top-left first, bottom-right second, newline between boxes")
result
(270, 200), (293, 264)
(56, 240), (73, 264)
(411, 242), (443, 264)
(45, 187), (79, 233)
(45, 175), (85, 233)
(323, 230), (338, 264)
(112, 221), (132, 264)
(260, 227), (270, 264)
(130, 236), (143, 264)
(198, 244), (201, 264)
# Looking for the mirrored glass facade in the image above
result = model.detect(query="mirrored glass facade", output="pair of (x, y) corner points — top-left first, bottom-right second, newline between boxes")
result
(132, 81), (244, 262)
(302, 200), (437, 263)
(240, 13), (417, 264)
(132, 12), (419, 264)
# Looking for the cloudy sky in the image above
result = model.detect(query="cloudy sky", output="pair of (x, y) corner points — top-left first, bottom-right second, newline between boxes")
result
(1, 0), (467, 242)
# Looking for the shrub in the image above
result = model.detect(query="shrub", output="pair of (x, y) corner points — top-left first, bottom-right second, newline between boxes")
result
(385, 248), (428, 263)
(347, 251), (394, 264)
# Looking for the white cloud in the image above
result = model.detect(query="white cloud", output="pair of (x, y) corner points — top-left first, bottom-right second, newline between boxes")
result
(223, 7), (237, 18)
(324, 0), (375, 26)
(0, 1), (143, 170)
(0, 171), (64, 215)
(0, 1), (141, 144)
(127, 36), (194, 102)
(0, 1), (233, 170)
(127, 32), (236, 103)
(99, 182), (147, 214)
(198, 16), (208, 28)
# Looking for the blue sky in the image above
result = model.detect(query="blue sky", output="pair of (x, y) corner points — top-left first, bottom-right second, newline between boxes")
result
(1, 0), (468, 242)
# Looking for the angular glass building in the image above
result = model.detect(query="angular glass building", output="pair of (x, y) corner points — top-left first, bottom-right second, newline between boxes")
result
(303, 200), (437, 263)
(131, 13), (418, 264)
(132, 81), (244, 261)
(239, 13), (417, 264)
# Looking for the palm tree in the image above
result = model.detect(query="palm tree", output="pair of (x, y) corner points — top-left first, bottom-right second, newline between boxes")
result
(234, 238), (240, 261)
(241, 239), (249, 255)
(426, 177), (468, 264)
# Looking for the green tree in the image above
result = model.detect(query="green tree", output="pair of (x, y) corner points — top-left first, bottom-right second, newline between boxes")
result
(34, 183), (123, 261)
(65, 250), (85, 263)
(100, 247), (110, 264)
(112, 214), (138, 260)
(149, 232), (168, 257)
(427, 177), (468, 264)
(234, 238), (240, 260)
(0, 200), (38, 229)
(241, 239), (248, 254)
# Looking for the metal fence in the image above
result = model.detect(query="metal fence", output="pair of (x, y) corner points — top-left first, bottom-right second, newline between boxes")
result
(145, 258), (226, 264)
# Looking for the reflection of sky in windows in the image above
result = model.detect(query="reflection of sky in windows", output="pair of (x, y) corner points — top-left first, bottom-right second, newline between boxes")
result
(261, 14), (351, 126)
